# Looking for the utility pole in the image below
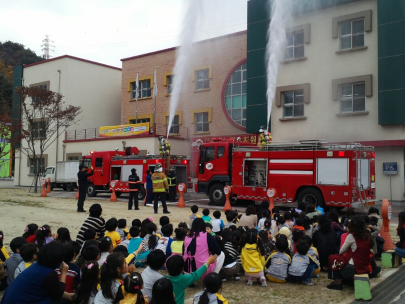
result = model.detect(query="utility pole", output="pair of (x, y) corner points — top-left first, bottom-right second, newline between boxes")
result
(41, 35), (55, 60)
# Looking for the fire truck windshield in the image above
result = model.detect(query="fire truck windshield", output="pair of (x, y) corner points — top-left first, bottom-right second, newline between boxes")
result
(83, 158), (91, 168)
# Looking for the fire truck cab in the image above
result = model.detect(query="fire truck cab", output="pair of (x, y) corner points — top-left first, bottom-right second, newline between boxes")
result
(82, 149), (191, 199)
(195, 139), (376, 210)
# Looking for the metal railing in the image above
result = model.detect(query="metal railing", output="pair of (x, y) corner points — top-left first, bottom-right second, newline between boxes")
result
(65, 123), (188, 141)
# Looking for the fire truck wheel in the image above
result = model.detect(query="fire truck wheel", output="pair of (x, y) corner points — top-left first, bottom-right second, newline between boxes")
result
(297, 188), (325, 208)
(138, 187), (146, 200)
(87, 183), (97, 197)
(209, 183), (226, 206)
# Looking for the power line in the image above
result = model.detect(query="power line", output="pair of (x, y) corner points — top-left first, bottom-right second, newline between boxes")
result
(41, 35), (55, 60)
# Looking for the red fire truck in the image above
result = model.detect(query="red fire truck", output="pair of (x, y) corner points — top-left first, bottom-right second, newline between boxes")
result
(81, 148), (191, 199)
(195, 139), (376, 209)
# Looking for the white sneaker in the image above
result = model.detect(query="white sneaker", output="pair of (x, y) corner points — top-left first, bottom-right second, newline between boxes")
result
(261, 278), (267, 287)
(247, 279), (253, 285)
(302, 281), (314, 286)
(234, 276), (241, 281)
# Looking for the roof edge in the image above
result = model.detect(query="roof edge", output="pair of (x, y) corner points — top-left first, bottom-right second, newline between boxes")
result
(24, 55), (122, 71)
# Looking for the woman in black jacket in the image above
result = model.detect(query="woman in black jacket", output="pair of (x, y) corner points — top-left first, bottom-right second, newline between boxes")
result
(312, 215), (339, 269)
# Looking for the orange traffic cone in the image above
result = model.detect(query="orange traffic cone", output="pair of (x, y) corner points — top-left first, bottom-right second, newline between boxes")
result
(267, 188), (276, 216)
(223, 186), (232, 212)
(41, 180), (47, 197)
(177, 183), (186, 208)
(381, 199), (395, 251)
(46, 177), (51, 193)
(75, 187), (79, 199)
(110, 181), (117, 202)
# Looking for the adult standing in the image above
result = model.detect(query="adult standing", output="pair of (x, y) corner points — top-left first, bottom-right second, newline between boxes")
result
(166, 167), (177, 202)
(238, 205), (258, 229)
(152, 163), (170, 214)
(76, 203), (105, 245)
(128, 168), (140, 210)
(183, 218), (224, 276)
(77, 164), (93, 212)
(0, 241), (74, 304)
(144, 170), (153, 206)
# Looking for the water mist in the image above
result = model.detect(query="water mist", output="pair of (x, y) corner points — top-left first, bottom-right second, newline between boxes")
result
(266, 0), (292, 130)
(167, 1), (202, 138)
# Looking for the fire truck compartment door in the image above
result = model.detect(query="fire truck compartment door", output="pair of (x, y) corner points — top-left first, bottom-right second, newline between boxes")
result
(317, 158), (349, 186)
(357, 159), (370, 190)
(121, 165), (144, 182)
(172, 166), (187, 184)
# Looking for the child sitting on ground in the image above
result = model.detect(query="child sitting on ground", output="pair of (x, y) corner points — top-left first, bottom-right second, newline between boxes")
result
(122, 272), (148, 304)
(73, 260), (100, 304)
(284, 212), (294, 230)
(205, 223), (216, 236)
(117, 219), (129, 242)
(98, 237), (113, 265)
(36, 225), (55, 249)
(156, 224), (174, 259)
(4, 237), (27, 285)
(82, 228), (97, 249)
(138, 223), (160, 263)
(104, 218), (122, 248)
(128, 227), (143, 253)
(300, 235), (320, 277)
(0, 231), (8, 291)
(224, 230), (242, 270)
(264, 235), (291, 283)
(224, 212), (236, 229)
(171, 228), (187, 255)
(212, 211), (224, 235)
(132, 219), (142, 229)
(258, 210), (269, 230)
(241, 229), (267, 287)
(141, 249), (166, 300)
(201, 208), (211, 223)
(189, 205), (201, 227)
(165, 254), (217, 304)
(14, 243), (38, 278)
(193, 272), (228, 304)
(259, 230), (275, 260)
(56, 243), (81, 294)
(22, 224), (38, 243)
(288, 239), (318, 285)
(178, 222), (189, 232)
(157, 216), (170, 236)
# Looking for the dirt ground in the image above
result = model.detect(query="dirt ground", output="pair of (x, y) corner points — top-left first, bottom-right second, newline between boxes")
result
(0, 188), (400, 304)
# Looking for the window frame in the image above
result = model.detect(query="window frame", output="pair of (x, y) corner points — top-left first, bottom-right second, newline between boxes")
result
(194, 112), (209, 133)
(339, 18), (365, 51)
(224, 62), (247, 127)
(167, 75), (173, 95)
(285, 30), (305, 60)
(339, 82), (366, 113)
(165, 115), (180, 135)
(282, 90), (305, 118)
(195, 69), (210, 90)
(31, 120), (47, 139)
(28, 156), (47, 175)
(131, 80), (152, 99)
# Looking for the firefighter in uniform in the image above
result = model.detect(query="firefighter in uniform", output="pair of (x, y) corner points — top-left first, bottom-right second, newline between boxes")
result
(158, 136), (171, 158)
(258, 125), (272, 147)
(167, 167), (177, 202)
(128, 168), (141, 210)
(152, 163), (170, 214)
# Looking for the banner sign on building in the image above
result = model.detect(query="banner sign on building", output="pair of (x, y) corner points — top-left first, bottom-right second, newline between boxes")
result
(99, 123), (149, 137)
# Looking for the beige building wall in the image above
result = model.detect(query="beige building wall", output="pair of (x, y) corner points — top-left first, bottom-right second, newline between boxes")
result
(15, 56), (122, 187)
(270, 0), (404, 200)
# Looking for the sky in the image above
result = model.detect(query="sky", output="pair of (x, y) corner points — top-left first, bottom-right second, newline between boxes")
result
(0, 0), (249, 68)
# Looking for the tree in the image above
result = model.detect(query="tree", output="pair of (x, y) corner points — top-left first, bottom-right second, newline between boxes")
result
(0, 99), (22, 171)
(15, 86), (82, 193)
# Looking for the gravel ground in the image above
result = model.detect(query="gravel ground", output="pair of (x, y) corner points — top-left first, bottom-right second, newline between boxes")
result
(0, 188), (400, 303)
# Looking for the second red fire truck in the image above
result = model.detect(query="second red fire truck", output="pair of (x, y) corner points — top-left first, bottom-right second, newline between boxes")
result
(195, 139), (376, 209)
(81, 147), (191, 199)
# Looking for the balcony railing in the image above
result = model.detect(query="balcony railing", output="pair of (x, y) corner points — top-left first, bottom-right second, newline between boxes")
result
(65, 123), (188, 141)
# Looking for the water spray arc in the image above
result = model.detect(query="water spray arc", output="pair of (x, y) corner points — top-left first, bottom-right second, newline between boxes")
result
(167, 1), (202, 138)
(265, 0), (292, 130)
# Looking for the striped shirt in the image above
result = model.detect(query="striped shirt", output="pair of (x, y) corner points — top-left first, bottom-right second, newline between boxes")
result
(76, 216), (106, 245)
(224, 242), (241, 267)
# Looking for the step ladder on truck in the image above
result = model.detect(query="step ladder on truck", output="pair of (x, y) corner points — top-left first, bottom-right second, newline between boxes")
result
(194, 139), (376, 210)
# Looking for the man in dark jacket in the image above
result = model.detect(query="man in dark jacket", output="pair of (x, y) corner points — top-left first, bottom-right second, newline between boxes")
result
(77, 165), (94, 212)
(128, 168), (140, 210)
(167, 167), (177, 202)
(144, 170), (153, 206)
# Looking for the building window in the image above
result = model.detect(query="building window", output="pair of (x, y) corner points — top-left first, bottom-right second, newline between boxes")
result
(340, 19), (365, 50)
(166, 115), (179, 135)
(29, 157), (45, 174)
(167, 75), (173, 94)
(195, 112), (209, 133)
(129, 118), (150, 124)
(131, 80), (151, 99)
(282, 91), (304, 118)
(32, 84), (48, 103)
(31, 121), (46, 139)
(285, 31), (305, 60)
(195, 69), (209, 90)
(224, 62), (247, 127)
(340, 83), (366, 113)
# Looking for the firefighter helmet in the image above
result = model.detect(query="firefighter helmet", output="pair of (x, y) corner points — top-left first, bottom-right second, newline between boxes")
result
(259, 125), (266, 133)
(158, 136), (164, 141)
(155, 163), (163, 171)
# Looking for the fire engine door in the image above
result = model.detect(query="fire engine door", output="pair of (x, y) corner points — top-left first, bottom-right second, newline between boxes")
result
(172, 166), (187, 184)
(243, 159), (267, 188)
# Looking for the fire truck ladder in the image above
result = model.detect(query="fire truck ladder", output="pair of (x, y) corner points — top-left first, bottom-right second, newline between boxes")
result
(354, 143), (369, 212)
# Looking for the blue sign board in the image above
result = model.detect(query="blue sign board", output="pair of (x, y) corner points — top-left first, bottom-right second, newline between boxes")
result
(383, 162), (398, 175)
